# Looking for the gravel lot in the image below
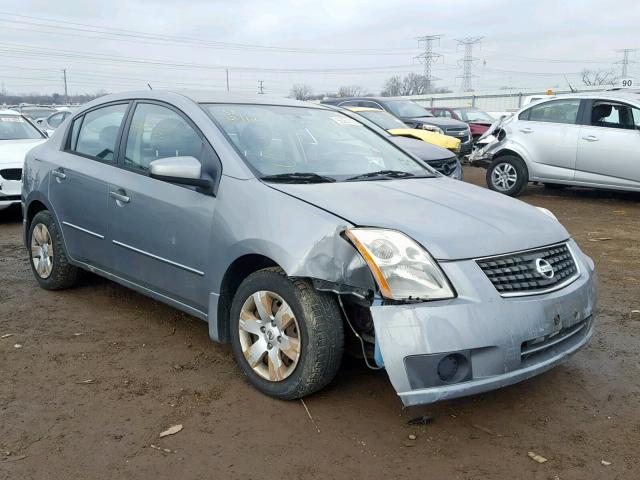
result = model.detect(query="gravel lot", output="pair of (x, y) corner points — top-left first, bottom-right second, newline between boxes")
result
(1, 167), (639, 480)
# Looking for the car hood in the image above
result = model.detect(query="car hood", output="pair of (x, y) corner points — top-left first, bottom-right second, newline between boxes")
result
(403, 116), (468, 128)
(0, 139), (46, 166)
(269, 178), (569, 260)
(387, 128), (461, 150)
(388, 136), (454, 162)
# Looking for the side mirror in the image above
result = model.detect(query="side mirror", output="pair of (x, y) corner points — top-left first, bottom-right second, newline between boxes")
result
(149, 156), (212, 190)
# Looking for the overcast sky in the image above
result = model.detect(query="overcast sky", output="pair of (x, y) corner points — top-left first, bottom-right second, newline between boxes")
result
(1, 0), (638, 97)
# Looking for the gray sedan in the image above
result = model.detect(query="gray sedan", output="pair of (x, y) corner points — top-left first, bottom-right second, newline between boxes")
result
(22, 91), (597, 405)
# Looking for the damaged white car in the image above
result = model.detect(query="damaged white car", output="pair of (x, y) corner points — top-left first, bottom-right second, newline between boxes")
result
(22, 91), (597, 406)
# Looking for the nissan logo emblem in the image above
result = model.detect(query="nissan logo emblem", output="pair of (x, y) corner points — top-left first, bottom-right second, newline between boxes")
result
(535, 258), (554, 279)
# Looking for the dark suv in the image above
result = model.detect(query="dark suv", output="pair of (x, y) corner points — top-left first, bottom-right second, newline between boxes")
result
(321, 97), (473, 154)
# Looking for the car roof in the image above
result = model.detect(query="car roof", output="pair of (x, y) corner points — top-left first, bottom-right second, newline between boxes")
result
(528, 91), (640, 104)
(346, 106), (384, 112)
(0, 108), (21, 115)
(81, 90), (327, 109)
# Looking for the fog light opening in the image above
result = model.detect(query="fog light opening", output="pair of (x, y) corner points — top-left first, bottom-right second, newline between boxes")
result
(437, 353), (470, 383)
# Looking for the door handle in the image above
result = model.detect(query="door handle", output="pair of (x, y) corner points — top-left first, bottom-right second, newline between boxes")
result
(519, 128), (534, 134)
(52, 169), (66, 181)
(109, 190), (130, 204)
(582, 135), (599, 142)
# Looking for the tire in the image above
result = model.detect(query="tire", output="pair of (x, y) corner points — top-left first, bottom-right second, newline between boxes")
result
(229, 267), (344, 400)
(486, 155), (528, 196)
(28, 210), (80, 290)
(543, 183), (567, 190)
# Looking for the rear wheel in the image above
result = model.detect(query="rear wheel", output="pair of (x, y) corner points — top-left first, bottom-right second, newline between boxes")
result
(486, 155), (528, 196)
(229, 267), (344, 400)
(28, 210), (80, 290)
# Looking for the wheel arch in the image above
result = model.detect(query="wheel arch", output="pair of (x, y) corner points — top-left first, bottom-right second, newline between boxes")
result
(212, 253), (280, 343)
(492, 149), (530, 178)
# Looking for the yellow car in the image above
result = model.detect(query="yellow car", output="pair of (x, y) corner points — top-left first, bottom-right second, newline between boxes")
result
(346, 107), (461, 154)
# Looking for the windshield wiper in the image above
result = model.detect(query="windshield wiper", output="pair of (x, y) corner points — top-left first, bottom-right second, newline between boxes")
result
(346, 170), (425, 182)
(260, 172), (336, 184)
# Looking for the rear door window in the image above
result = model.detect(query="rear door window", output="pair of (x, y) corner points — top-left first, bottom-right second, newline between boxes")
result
(523, 99), (581, 124)
(73, 104), (129, 161)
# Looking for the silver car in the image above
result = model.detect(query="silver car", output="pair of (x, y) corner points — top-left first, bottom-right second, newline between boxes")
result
(471, 91), (640, 196)
(22, 91), (597, 406)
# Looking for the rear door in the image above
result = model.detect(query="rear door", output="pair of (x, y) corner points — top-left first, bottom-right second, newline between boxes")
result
(575, 99), (640, 188)
(513, 98), (582, 181)
(108, 101), (218, 311)
(48, 102), (130, 269)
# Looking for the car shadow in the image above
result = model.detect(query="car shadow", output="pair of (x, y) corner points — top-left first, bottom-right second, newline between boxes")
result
(521, 184), (640, 203)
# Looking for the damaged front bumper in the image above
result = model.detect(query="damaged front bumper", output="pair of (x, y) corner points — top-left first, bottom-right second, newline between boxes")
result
(371, 239), (597, 406)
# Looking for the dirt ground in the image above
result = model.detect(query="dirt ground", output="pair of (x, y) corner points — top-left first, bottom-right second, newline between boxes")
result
(1, 167), (639, 480)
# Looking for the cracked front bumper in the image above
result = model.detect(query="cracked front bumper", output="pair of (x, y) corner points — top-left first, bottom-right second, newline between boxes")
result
(370, 240), (597, 406)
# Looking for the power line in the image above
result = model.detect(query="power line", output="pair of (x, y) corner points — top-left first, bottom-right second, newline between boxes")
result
(414, 35), (443, 93)
(456, 37), (483, 92)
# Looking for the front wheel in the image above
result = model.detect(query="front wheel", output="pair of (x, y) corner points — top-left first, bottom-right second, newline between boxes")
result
(229, 267), (344, 400)
(486, 155), (528, 196)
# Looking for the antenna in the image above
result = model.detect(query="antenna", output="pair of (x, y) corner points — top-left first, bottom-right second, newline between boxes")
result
(563, 74), (577, 93)
(147, 83), (153, 90)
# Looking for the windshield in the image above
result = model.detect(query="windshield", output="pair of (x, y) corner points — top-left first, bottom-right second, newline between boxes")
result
(20, 108), (55, 120)
(203, 104), (434, 182)
(455, 109), (494, 123)
(384, 100), (433, 118)
(0, 115), (44, 140)
(357, 110), (407, 130)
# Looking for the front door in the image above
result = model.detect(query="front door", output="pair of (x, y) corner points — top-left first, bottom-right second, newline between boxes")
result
(48, 102), (130, 269)
(575, 99), (640, 188)
(514, 98), (582, 181)
(108, 102), (218, 311)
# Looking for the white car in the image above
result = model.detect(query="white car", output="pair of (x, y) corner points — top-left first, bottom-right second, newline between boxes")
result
(0, 110), (47, 210)
(470, 91), (640, 196)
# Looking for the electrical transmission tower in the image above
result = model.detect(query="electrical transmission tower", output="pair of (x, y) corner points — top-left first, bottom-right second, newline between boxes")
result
(414, 35), (443, 93)
(456, 37), (483, 92)
(258, 80), (265, 94)
(615, 48), (637, 78)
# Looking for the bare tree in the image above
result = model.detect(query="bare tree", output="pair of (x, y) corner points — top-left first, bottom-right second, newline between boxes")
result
(337, 85), (362, 97)
(289, 84), (314, 100)
(381, 73), (447, 96)
(581, 68), (618, 86)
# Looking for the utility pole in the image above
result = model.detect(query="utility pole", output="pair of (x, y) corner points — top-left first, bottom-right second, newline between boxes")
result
(615, 48), (637, 78)
(62, 68), (68, 104)
(456, 37), (483, 92)
(258, 80), (264, 94)
(414, 34), (443, 94)
(226, 69), (230, 92)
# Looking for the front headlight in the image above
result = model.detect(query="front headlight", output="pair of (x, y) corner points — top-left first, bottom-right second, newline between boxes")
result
(345, 228), (455, 301)
(421, 124), (445, 135)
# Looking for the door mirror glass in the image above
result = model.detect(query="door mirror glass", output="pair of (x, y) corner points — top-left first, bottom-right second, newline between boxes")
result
(149, 156), (211, 189)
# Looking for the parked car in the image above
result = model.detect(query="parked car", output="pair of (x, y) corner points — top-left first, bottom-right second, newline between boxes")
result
(338, 107), (462, 179)
(0, 109), (47, 210)
(23, 91), (596, 406)
(469, 91), (640, 196)
(430, 107), (495, 140)
(18, 106), (57, 122)
(321, 96), (473, 155)
(345, 106), (461, 153)
(36, 109), (75, 136)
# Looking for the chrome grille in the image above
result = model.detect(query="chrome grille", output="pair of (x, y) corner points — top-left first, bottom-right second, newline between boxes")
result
(427, 157), (458, 176)
(445, 127), (470, 143)
(476, 243), (579, 296)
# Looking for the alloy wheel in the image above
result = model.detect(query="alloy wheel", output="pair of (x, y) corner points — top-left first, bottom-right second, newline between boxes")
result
(31, 223), (54, 278)
(238, 290), (301, 382)
(491, 162), (518, 192)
